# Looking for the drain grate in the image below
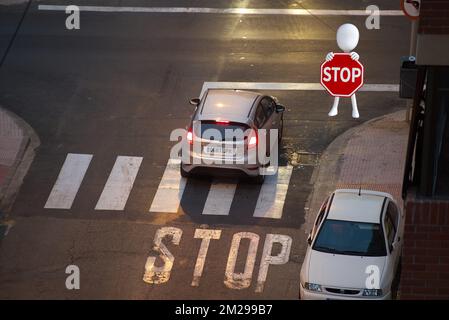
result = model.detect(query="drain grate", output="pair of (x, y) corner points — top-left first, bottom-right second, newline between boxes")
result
(290, 152), (319, 167)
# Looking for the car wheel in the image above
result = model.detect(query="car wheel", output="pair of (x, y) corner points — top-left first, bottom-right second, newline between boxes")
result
(180, 164), (190, 178)
(391, 256), (402, 300)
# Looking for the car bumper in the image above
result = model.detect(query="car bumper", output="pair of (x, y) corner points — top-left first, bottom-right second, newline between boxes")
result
(181, 162), (261, 177)
(299, 284), (392, 300)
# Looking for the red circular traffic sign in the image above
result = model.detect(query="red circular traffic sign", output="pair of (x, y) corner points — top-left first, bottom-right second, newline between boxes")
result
(320, 53), (364, 97)
(401, 0), (420, 20)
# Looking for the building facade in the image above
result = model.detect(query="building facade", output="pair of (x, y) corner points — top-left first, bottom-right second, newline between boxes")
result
(400, 0), (449, 300)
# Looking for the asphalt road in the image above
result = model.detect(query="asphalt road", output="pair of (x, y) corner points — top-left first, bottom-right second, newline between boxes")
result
(0, 0), (409, 299)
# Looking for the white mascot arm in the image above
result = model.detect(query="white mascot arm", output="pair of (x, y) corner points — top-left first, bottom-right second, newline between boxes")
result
(350, 52), (359, 61)
(325, 52), (334, 62)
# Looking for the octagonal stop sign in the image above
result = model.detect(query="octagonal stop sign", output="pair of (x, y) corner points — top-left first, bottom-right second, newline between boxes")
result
(320, 53), (364, 97)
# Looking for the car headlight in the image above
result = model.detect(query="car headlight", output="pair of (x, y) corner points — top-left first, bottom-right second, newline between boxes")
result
(304, 282), (322, 292)
(363, 289), (383, 297)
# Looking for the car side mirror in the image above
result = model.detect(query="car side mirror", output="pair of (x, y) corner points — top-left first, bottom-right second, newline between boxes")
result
(276, 104), (285, 113)
(189, 98), (200, 106)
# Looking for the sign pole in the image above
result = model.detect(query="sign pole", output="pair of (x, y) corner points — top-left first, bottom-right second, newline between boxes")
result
(406, 21), (418, 122)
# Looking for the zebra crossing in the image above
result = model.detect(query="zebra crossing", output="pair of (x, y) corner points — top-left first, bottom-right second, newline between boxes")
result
(149, 159), (187, 213)
(44, 153), (294, 219)
(44, 153), (93, 209)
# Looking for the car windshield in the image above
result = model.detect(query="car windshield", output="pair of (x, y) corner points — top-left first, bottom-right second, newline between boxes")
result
(196, 121), (250, 142)
(313, 219), (386, 257)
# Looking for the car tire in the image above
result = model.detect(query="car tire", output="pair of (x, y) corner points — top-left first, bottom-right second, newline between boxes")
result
(180, 164), (190, 178)
(391, 256), (402, 300)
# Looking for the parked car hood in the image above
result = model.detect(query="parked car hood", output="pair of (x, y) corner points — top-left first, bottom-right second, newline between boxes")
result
(308, 250), (387, 289)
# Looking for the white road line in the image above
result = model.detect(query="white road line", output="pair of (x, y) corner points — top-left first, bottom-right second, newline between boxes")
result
(202, 180), (238, 216)
(253, 166), (293, 219)
(224, 232), (260, 289)
(95, 156), (143, 211)
(44, 153), (93, 209)
(201, 82), (399, 97)
(38, 5), (404, 16)
(149, 159), (187, 213)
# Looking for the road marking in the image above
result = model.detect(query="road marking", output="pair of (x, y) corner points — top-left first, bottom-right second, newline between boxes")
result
(38, 5), (404, 16)
(44, 153), (93, 209)
(143, 227), (182, 284)
(201, 82), (399, 97)
(224, 232), (260, 289)
(255, 234), (292, 293)
(95, 156), (143, 211)
(149, 159), (187, 213)
(202, 180), (237, 216)
(253, 166), (293, 219)
(191, 229), (222, 287)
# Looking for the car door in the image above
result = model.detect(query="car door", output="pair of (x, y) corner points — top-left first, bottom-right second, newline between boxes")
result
(258, 97), (277, 157)
(383, 200), (400, 286)
(253, 98), (269, 164)
(386, 200), (402, 268)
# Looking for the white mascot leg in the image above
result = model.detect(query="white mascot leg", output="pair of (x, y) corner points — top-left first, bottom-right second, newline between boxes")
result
(351, 94), (359, 118)
(328, 97), (340, 117)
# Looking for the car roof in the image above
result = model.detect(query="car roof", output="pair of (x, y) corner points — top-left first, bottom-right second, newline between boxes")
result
(198, 89), (260, 122)
(326, 189), (390, 224)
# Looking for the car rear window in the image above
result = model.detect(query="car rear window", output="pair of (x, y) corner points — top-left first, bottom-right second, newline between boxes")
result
(195, 121), (250, 141)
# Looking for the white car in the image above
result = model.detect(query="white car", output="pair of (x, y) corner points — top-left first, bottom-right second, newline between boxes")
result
(300, 189), (404, 300)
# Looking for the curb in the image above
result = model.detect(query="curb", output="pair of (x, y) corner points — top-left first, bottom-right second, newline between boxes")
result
(0, 106), (40, 217)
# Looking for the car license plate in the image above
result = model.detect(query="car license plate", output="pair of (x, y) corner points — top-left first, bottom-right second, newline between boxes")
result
(204, 145), (235, 156)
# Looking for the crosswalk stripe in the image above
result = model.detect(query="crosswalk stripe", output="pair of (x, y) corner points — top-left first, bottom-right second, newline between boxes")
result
(95, 156), (143, 211)
(149, 159), (187, 213)
(44, 153), (93, 209)
(202, 180), (238, 216)
(253, 166), (293, 219)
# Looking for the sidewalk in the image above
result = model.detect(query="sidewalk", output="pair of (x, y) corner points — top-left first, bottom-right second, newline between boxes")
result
(305, 110), (409, 230)
(0, 106), (39, 234)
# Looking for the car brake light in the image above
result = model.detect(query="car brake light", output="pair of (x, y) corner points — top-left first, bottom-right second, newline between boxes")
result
(216, 120), (230, 125)
(187, 127), (193, 144)
(248, 130), (257, 147)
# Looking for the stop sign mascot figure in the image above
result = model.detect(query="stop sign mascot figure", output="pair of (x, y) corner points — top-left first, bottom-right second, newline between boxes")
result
(326, 23), (361, 119)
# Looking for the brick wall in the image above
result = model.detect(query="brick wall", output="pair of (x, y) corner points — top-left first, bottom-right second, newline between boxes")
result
(419, 0), (449, 34)
(400, 198), (449, 299)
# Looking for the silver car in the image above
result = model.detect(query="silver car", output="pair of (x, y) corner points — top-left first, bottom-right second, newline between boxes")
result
(180, 89), (285, 183)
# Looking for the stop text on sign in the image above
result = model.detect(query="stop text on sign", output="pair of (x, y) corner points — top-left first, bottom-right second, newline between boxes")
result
(320, 53), (364, 97)
(322, 67), (362, 83)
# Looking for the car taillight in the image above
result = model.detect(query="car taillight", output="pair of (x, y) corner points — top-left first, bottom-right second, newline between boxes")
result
(216, 120), (230, 125)
(248, 130), (258, 147)
(187, 127), (193, 145)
